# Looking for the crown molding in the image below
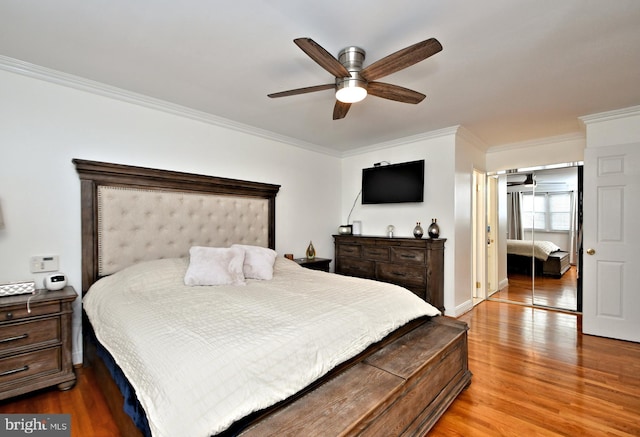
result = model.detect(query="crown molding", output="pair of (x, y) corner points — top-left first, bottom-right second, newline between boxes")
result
(341, 125), (460, 157)
(485, 131), (585, 154)
(579, 105), (640, 125)
(0, 55), (341, 157)
(455, 125), (489, 151)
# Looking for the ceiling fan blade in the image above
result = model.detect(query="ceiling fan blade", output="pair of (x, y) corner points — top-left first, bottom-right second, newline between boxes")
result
(360, 38), (442, 81)
(367, 82), (426, 104)
(294, 38), (351, 78)
(333, 101), (351, 120)
(268, 83), (335, 98)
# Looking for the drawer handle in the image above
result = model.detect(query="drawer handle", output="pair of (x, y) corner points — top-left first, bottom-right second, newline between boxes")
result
(400, 254), (417, 259)
(0, 333), (29, 344)
(0, 365), (29, 377)
(391, 271), (407, 277)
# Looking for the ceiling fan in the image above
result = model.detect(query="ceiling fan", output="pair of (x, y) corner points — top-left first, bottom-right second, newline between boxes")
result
(268, 37), (443, 120)
(507, 174), (536, 187)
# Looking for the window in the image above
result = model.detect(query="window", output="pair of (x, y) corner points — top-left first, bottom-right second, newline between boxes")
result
(522, 191), (573, 232)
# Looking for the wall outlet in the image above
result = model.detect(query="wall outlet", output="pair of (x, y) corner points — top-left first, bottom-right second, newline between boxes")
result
(30, 255), (59, 273)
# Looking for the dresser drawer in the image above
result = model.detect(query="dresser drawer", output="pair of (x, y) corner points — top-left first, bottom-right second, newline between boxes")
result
(0, 347), (61, 385)
(377, 263), (426, 287)
(334, 235), (445, 311)
(0, 318), (60, 354)
(338, 258), (375, 278)
(362, 246), (390, 261)
(337, 244), (362, 258)
(390, 247), (425, 264)
(0, 302), (60, 322)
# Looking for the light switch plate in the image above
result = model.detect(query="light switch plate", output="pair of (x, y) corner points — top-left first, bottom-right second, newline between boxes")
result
(30, 255), (59, 273)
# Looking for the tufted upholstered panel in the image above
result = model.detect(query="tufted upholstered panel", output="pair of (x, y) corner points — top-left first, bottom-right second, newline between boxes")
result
(97, 186), (269, 276)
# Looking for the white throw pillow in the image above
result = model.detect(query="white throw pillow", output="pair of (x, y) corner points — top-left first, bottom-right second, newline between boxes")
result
(184, 246), (246, 286)
(232, 244), (277, 280)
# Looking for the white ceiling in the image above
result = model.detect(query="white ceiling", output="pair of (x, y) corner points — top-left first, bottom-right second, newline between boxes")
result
(1, 1), (639, 155)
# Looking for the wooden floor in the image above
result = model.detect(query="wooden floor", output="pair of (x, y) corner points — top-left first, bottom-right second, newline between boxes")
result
(430, 301), (640, 436)
(1, 300), (639, 436)
(491, 266), (578, 311)
(0, 364), (120, 436)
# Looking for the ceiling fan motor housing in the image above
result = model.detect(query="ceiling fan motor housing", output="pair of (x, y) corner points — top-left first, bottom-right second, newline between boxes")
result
(338, 46), (366, 71)
(336, 46), (368, 101)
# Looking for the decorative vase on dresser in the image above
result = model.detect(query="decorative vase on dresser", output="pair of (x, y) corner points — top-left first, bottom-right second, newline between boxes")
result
(413, 222), (424, 239)
(427, 219), (440, 238)
(333, 235), (446, 312)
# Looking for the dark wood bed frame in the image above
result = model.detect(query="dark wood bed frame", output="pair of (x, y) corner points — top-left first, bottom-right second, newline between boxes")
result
(74, 159), (471, 436)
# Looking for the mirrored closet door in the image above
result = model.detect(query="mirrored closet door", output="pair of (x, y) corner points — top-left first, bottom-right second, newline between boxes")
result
(488, 164), (583, 312)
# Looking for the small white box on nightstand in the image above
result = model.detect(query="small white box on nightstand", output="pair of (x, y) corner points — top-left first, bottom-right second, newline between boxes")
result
(0, 280), (36, 297)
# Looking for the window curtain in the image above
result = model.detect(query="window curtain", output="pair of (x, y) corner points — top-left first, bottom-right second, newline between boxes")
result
(507, 192), (523, 240)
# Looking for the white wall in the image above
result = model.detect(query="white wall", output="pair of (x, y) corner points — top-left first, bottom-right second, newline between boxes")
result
(486, 134), (585, 173)
(581, 106), (640, 149)
(453, 129), (487, 315)
(341, 131), (456, 239)
(0, 70), (342, 363)
(340, 127), (485, 317)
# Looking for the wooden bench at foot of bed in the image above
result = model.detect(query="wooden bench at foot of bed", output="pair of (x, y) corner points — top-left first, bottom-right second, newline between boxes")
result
(240, 316), (471, 437)
(542, 251), (570, 278)
(508, 251), (570, 278)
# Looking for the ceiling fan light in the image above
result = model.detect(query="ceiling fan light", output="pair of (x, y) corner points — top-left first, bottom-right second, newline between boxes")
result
(336, 79), (367, 103)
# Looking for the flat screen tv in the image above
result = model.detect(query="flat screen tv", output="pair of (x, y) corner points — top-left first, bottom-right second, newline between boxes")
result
(362, 160), (424, 204)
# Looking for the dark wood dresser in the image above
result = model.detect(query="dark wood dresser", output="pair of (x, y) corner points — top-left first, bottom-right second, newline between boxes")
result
(0, 286), (77, 400)
(334, 235), (445, 312)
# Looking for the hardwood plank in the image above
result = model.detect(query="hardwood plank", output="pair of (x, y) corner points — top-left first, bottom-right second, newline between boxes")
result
(430, 301), (640, 437)
(0, 366), (120, 436)
(1, 300), (638, 436)
(492, 266), (578, 311)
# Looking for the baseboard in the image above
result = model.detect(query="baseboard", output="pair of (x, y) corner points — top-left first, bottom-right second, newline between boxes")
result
(448, 299), (474, 318)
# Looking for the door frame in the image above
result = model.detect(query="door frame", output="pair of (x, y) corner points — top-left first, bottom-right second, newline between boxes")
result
(472, 169), (486, 304)
(484, 162), (583, 312)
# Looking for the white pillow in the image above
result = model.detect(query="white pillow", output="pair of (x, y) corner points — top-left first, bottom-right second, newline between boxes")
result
(232, 244), (277, 280)
(184, 246), (246, 286)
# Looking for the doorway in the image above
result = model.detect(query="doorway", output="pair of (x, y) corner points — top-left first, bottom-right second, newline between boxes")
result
(486, 163), (583, 312)
(472, 169), (486, 306)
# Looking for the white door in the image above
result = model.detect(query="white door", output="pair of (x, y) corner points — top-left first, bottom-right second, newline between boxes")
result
(486, 176), (498, 295)
(583, 142), (640, 342)
(472, 170), (486, 301)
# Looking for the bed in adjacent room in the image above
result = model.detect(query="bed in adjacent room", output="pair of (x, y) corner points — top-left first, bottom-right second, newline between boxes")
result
(506, 239), (570, 277)
(75, 159), (471, 437)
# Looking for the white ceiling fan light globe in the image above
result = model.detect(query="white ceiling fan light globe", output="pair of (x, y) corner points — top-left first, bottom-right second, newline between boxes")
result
(335, 78), (368, 103)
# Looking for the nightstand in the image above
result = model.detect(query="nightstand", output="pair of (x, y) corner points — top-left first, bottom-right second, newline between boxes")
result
(0, 286), (77, 400)
(294, 257), (331, 272)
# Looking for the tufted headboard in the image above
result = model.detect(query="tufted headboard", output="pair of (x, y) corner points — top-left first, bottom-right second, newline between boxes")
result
(74, 159), (280, 294)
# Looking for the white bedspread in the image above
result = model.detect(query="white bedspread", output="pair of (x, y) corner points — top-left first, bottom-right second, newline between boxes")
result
(507, 239), (561, 261)
(83, 257), (440, 437)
